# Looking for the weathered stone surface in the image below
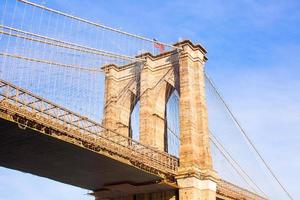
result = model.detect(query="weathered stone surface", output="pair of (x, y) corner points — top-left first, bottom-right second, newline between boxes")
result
(102, 63), (139, 138)
(101, 40), (217, 199)
(0, 38), (268, 199)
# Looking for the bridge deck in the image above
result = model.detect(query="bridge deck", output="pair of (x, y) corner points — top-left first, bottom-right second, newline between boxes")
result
(0, 117), (166, 190)
(0, 79), (267, 199)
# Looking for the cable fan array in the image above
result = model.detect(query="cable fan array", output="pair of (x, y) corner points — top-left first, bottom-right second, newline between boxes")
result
(0, 1), (294, 199)
(0, 0), (175, 122)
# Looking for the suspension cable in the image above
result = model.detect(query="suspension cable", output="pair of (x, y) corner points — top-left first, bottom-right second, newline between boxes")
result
(205, 72), (294, 200)
(0, 52), (100, 72)
(210, 130), (268, 198)
(210, 136), (260, 194)
(166, 108), (266, 197)
(17, 0), (181, 50)
(0, 25), (143, 62)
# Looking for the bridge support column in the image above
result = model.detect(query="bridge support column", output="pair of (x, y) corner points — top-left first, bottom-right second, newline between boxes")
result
(135, 191), (177, 200)
(139, 54), (177, 151)
(139, 66), (166, 151)
(177, 177), (216, 200)
(175, 41), (218, 200)
(101, 64), (138, 137)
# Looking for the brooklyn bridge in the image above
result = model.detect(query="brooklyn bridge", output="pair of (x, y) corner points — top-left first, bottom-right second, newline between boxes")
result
(0, 0), (294, 199)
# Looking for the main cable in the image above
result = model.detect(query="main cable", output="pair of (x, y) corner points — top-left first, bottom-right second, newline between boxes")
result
(17, 0), (181, 50)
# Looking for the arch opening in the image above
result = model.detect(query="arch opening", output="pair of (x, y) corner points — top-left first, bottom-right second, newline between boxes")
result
(130, 100), (140, 141)
(165, 89), (180, 157)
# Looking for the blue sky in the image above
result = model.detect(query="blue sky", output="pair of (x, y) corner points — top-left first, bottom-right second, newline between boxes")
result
(1, 0), (300, 199)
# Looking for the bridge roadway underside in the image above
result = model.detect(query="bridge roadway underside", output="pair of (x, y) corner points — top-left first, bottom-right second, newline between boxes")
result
(0, 118), (174, 194)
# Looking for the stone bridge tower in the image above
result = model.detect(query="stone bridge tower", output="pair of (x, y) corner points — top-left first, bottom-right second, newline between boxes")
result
(101, 40), (218, 200)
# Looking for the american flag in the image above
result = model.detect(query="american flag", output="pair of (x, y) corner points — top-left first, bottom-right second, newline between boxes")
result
(153, 39), (165, 53)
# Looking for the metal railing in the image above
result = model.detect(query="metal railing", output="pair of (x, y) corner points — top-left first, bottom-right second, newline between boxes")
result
(217, 179), (268, 200)
(0, 79), (270, 198)
(0, 79), (178, 176)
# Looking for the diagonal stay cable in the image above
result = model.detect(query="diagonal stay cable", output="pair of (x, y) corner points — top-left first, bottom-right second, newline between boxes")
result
(210, 136), (260, 195)
(210, 130), (268, 198)
(169, 112), (266, 198)
(205, 72), (294, 200)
